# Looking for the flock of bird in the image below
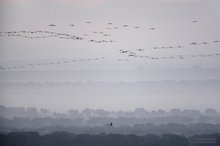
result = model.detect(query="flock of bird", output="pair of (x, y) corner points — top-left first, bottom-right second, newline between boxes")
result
(0, 57), (107, 70)
(0, 21), (157, 44)
(151, 41), (220, 50)
(0, 20), (220, 70)
(48, 22), (152, 30)
(119, 40), (220, 59)
(119, 49), (220, 60)
(0, 30), (115, 44)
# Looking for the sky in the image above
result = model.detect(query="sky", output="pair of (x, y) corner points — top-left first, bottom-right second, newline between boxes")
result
(0, 0), (220, 112)
(0, 0), (220, 69)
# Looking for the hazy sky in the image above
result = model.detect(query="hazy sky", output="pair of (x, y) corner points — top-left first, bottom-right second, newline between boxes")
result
(0, 0), (220, 70)
(0, 0), (220, 111)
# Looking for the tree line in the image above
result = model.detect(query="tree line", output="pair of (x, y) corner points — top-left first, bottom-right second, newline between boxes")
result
(0, 132), (219, 146)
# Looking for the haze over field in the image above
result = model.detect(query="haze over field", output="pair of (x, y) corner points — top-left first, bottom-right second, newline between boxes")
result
(0, 0), (220, 112)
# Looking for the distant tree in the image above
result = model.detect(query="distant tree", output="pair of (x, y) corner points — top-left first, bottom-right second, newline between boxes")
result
(181, 109), (201, 118)
(67, 109), (79, 119)
(161, 134), (188, 146)
(169, 109), (182, 116)
(82, 108), (94, 119)
(204, 108), (219, 117)
(26, 107), (38, 119)
(40, 108), (50, 117)
(134, 108), (146, 118)
(95, 109), (109, 117)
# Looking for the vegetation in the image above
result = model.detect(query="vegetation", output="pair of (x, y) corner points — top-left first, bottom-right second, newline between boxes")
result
(1, 132), (220, 146)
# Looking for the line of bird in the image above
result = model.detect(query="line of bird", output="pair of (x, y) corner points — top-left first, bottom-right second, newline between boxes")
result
(119, 53), (220, 60)
(1, 51), (220, 71)
(0, 57), (107, 70)
(49, 22), (150, 30)
(151, 41), (220, 50)
(118, 40), (220, 55)
(120, 47), (220, 59)
(0, 19), (204, 44)
(0, 30), (115, 44)
(119, 50), (220, 60)
(49, 19), (199, 30)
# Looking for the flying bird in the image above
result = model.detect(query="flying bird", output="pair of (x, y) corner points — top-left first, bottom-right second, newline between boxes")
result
(202, 42), (209, 45)
(177, 46), (183, 48)
(149, 27), (156, 30)
(192, 20), (199, 23)
(120, 49), (129, 53)
(109, 123), (113, 126)
(89, 39), (95, 42)
(49, 24), (56, 27)
(103, 34), (110, 37)
(189, 42), (198, 45)
(137, 49), (144, 52)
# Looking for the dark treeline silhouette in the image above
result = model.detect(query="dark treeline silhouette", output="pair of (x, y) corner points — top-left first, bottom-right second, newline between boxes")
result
(1, 105), (220, 136)
(0, 132), (219, 146)
(1, 120), (220, 136)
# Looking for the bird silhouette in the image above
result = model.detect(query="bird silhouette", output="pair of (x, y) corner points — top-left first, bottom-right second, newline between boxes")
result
(49, 24), (56, 27)
(177, 46), (183, 48)
(189, 42), (198, 45)
(120, 49), (129, 53)
(137, 49), (144, 52)
(202, 42), (209, 45)
(192, 20), (199, 23)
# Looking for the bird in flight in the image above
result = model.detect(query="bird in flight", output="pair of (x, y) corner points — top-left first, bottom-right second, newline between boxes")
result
(137, 49), (144, 52)
(192, 20), (199, 23)
(69, 24), (75, 26)
(189, 42), (198, 45)
(49, 24), (56, 27)
(120, 49), (129, 54)
(149, 27), (156, 30)
(109, 122), (113, 126)
(202, 42), (209, 45)
(85, 21), (91, 24)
